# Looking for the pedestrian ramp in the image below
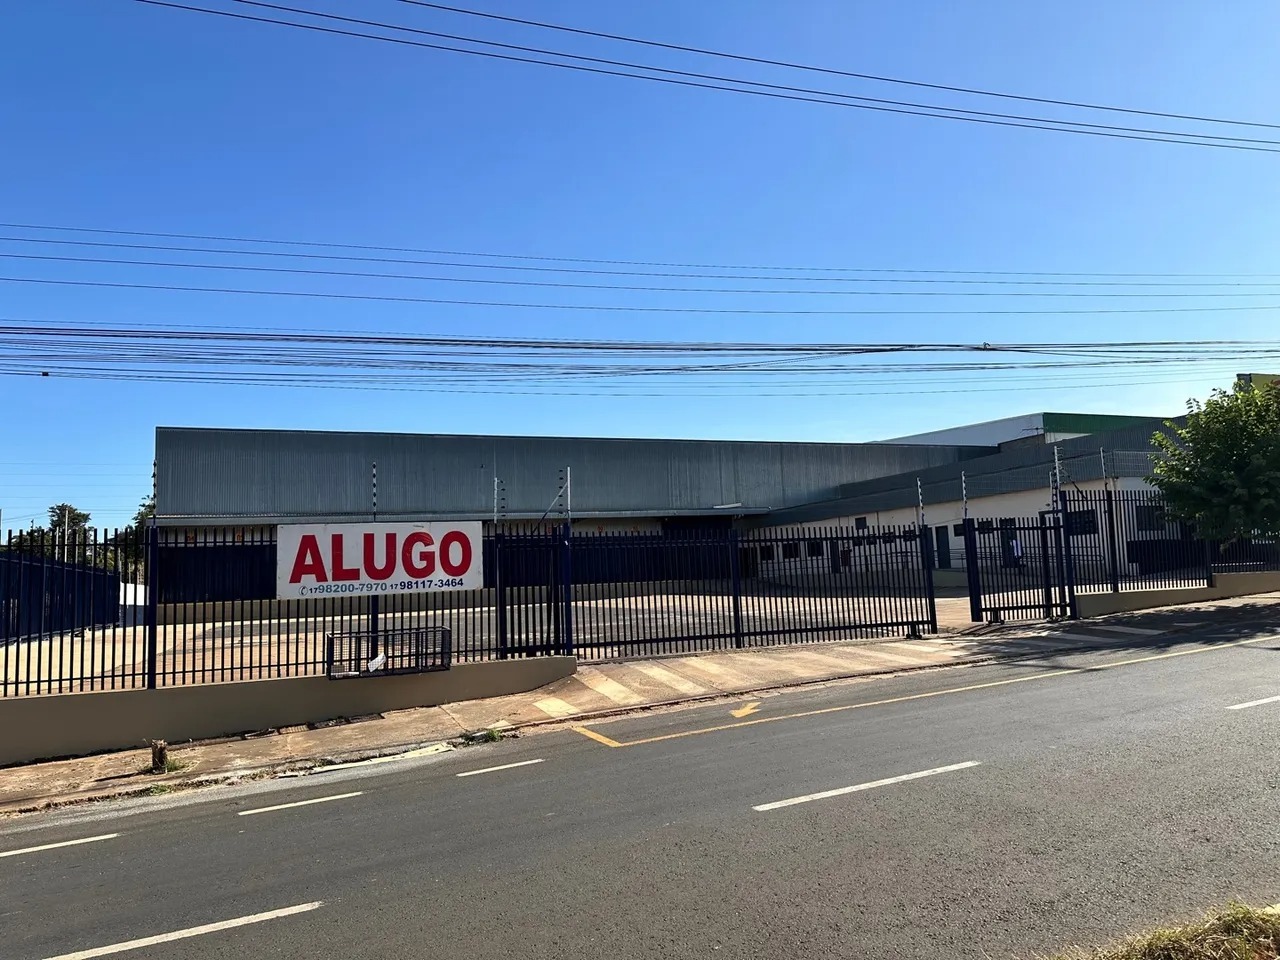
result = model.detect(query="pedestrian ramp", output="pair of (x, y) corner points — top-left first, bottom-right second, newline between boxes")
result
(445, 639), (970, 729)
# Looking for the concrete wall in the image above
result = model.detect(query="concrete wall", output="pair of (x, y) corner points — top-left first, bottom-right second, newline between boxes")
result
(0, 657), (576, 768)
(1076, 572), (1280, 618)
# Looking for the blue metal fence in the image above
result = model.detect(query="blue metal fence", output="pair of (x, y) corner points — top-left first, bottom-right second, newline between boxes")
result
(1, 551), (120, 642)
(2, 521), (937, 696)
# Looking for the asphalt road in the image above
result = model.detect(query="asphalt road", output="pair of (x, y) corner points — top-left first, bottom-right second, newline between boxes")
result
(3, 616), (1279, 960)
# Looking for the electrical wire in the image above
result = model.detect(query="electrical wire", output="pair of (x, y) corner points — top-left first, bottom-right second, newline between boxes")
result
(395, 0), (1280, 133)
(130, 0), (1280, 153)
(12, 250), (1280, 297)
(6, 221), (1276, 279)
(213, 0), (1280, 148)
(6, 234), (1280, 288)
(9, 274), (1280, 315)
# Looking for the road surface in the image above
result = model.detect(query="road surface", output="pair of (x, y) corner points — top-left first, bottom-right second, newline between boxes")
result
(2, 615), (1278, 959)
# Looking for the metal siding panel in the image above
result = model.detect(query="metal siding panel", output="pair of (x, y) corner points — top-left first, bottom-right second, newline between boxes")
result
(156, 427), (999, 522)
(768, 417), (1177, 525)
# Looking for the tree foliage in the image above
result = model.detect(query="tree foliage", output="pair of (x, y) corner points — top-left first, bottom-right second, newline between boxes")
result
(47, 503), (91, 533)
(1150, 382), (1280, 538)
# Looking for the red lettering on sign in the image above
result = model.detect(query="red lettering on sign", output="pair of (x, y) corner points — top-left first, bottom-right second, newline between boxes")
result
(289, 534), (328, 584)
(331, 534), (360, 581)
(440, 530), (472, 576)
(402, 531), (436, 579)
(363, 532), (396, 580)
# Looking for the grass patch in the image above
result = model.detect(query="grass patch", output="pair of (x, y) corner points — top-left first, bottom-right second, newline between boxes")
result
(139, 759), (187, 775)
(144, 784), (173, 797)
(1050, 904), (1280, 960)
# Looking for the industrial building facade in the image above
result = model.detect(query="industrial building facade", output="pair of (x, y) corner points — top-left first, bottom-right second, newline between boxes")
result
(154, 427), (992, 529)
(152, 415), (1173, 604)
(155, 415), (1162, 530)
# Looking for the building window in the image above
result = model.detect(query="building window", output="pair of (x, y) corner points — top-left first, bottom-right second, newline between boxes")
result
(1067, 509), (1098, 537)
(806, 539), (825, 558)
(758, 544), (775, 563)
(1135, 505), (1166, 532)
(854, 516), (868, 531)
(781, 542), (801, 561)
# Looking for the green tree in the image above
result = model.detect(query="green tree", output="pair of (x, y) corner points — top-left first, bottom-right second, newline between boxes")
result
(117, 495), (156, 580)
(1150, 382), (1280, 539)
(47, 503), (91, 535)
(131, 495), (155, 528)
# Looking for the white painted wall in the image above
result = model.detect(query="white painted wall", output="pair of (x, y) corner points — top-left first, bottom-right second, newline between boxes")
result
(756, 477), (1161, 579)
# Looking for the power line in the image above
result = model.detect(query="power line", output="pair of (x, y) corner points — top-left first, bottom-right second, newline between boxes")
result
(9, 323), (1276, 353)
(6, 234), (1280, 288)
(1, 366), (1244, 398)
(211, 0), (1280, 148)
(4, 322), (1277, 380)
(6, 221), (1276, 279)
(9, 274), (1280, 315)
(130, 0), (1280, 153)
(397, 0), (1280, 133)
(11, 251), (1280, 298)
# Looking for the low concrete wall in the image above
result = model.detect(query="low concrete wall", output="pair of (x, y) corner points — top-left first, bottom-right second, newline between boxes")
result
(1076, 571), (1280, 618)
(0, 657), (576, 768)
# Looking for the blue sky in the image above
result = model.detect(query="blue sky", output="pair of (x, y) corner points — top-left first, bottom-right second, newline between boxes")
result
(3, 0), (1280, 527)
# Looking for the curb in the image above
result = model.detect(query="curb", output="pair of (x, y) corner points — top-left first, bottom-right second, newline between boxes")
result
(492, 606), (1273, 734)
(4, 601), (1271, 817)
(0, 739), (464, 817)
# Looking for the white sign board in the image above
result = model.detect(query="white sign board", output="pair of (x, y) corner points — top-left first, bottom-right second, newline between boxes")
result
(276, 521), (484, 600)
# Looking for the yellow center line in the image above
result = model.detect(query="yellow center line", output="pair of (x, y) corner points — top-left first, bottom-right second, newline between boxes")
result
(572, 635), (1273, 749)
(572, 725), (625, 748)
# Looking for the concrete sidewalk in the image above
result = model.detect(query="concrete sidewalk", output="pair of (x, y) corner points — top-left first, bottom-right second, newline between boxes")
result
(3, 591), (1276, 817)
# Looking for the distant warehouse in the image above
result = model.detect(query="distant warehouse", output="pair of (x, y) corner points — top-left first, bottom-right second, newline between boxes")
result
(154, 427), (991, 530)
(152, 415), (1168, 600)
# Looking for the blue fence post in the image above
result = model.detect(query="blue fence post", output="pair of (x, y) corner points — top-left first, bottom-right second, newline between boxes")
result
(729, 530), (744, 649)
(962, 518), (982, 622)
(1103, 489), (1121, 594)
(561, 522), (574, 657)
(144, 521), (159, 689)
(1057, 491), (1080, 618)
(494, 534), (509, 659)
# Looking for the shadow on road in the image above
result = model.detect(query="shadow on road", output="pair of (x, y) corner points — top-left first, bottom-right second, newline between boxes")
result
(973, 599), (1280, 676)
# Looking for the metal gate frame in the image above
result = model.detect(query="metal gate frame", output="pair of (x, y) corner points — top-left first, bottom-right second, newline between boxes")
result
(963, 506), (1077, 624)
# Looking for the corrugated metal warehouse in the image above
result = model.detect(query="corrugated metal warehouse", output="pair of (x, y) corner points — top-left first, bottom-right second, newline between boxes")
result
(150, 417), (1173, 604)
(154, 427), (992, 526)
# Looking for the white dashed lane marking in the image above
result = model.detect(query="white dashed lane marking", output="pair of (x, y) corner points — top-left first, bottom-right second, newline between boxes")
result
(39, 902), (325, 960)
(1226, 694), (1280, 711)
(238, 792), (363, 817)
(753, 761), (982, 812)
(0, 834), (119, 859)
(456, 759), (545, 778)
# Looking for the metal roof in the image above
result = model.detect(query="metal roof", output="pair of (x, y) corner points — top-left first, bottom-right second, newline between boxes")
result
(759, 418), (1178, 525)
(155, 427), (990, 525)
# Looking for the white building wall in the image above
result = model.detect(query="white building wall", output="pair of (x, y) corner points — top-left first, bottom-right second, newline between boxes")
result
(755, 478), (1160, 580)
